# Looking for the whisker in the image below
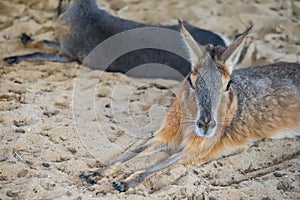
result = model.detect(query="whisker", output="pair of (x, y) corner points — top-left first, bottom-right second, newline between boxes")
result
(165, 114), (195, 120)
(181, 125), (195, 136)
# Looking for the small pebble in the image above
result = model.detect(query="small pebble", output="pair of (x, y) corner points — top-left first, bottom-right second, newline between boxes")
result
(14, 80), (22, 84)
(15, 128), (25, 133)
(193, 181), (200, 186)
(67, 147), (77, 154)
(273, 172), (283, 177)
(26, 160), (34, 165)
(43, 111), (52, 117)
(0, 156), (7, 162)
(277, 181), (289, 191)
(17, 169), (28, 178)
(13, 120), (21, 127)
(54, 101), (69, 108)
(289, 169), (295, 173)
(217, 161), (223, 167)
(42, 162), (50, 168)
(6, 190), (18, 197)
(79, 171), (89, 179)
(66, 191), (72, 196)
(43, 110), (59, 117)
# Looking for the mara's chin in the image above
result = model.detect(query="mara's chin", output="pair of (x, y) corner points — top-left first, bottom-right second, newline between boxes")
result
(194, 127), (217, 138)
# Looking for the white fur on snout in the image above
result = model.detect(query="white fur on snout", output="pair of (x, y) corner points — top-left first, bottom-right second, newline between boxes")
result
(194, 121), (217, 138)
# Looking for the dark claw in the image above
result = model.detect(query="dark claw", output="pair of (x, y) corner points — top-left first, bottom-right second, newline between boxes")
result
(112, 181), (127, 192)
(4, 56), (20, 65)
(93, 171), (100, 176)
(86, 176), (97, 185)
(79, 171), (89, 179)
(21, 33), (33, 45)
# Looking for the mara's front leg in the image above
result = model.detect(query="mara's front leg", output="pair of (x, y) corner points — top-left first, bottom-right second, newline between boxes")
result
(111, 99), (185, 191)
(80, 141), (160, 184)
(112, 152), (183, 192)
(81, 98), (183, 189)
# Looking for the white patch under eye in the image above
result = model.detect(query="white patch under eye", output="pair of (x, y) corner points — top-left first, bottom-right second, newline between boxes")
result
(225, 80), (232, 92)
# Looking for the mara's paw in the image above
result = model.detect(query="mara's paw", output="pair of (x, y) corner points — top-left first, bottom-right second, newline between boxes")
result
(20, 33), (33, 45)
(79, 171), (99, 185)
(112, 181), (128, 192)
(4, 56), (20, 65)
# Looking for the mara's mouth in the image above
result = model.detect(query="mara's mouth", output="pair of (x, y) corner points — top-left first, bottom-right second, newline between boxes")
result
(194, 123), (217, 138)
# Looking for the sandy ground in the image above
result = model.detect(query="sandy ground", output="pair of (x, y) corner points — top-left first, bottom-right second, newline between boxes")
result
(0, 0), (300, 199)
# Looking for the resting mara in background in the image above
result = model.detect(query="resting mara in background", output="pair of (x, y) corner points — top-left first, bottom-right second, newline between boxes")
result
(4, 0), (231, 78)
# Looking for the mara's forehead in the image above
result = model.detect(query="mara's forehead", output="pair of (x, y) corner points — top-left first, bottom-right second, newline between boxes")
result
(195, 45), (230, 82)
(204, 45), (226, 60)
(195, 68), (223, 89)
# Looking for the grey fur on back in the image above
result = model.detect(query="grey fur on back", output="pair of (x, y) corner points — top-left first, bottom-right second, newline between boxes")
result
(58, 0), (227, 76)
(228, 62), (300, 137)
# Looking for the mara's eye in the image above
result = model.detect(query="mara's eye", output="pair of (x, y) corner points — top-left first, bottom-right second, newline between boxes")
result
(187, 76), (194, 89)
(225, 80), (232, 92)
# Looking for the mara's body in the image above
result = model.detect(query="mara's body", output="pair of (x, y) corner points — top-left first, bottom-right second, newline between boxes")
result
(157, 62), (300, 164)
(4, 0), (227, 78)
(80, 22), (300, 192)
(58, 0), (226, 64)
(230, 62), (300, 140)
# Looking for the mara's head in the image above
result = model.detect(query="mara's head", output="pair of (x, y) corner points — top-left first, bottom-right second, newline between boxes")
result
(57, 0), (98, 16)
(179, 20), (252, 138)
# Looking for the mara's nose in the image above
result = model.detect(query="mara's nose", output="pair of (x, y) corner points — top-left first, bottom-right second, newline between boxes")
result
(196, 116), (216, 130)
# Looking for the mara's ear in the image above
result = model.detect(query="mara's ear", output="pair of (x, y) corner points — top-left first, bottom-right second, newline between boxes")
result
(221, 25), (252, 74)
(178, 19), (206, 70)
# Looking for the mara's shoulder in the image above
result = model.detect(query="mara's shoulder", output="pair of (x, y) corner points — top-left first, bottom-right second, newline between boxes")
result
(233, 62), (300, 76)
